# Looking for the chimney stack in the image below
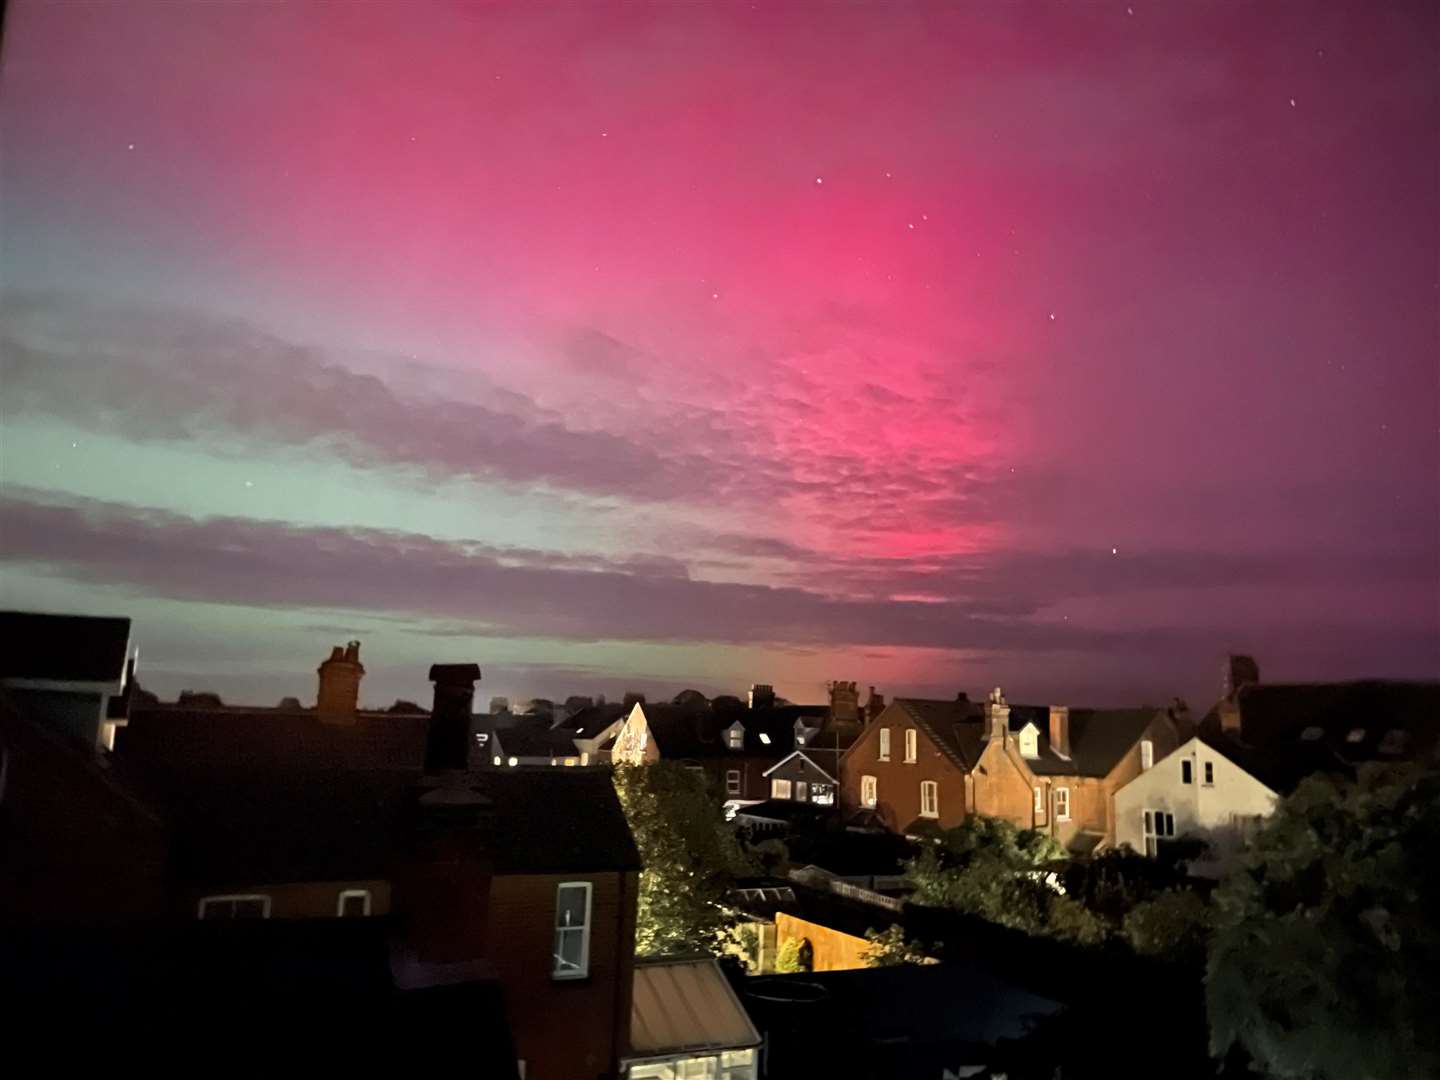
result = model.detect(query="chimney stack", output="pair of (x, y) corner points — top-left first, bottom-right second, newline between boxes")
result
(748, 684), (775, 710)
(1049, 705), (1071, 759)
(317, 641), (364, 724)
(866, 686), (886, 723)
(426, 663), (482, 773)
(1224, 654), (1260, 699)
(828, 680), (859, 723)
(984, 687), (1010, 743)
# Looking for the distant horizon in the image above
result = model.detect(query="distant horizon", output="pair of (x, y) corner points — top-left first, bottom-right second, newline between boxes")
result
(3, 2), (1436, 709)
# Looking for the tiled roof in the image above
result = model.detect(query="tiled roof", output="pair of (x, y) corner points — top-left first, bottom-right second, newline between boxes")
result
(1021, 708), (1162, 778)
(890, 699), (986, 771)
(0, 611), (131, 683)
(643, 702), (819, 761)
(493, 723), (582, 758)
(115, 761), (640, 885)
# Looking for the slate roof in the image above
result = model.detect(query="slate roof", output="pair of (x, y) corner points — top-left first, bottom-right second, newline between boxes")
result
(115, 761), (640, 885)
(551, 701), (629, 735)
(640, 702), (820, 761)
(884, 698), (1163, 779)
(494, 723), (583, 758)
(0, 611), (131, 683)
(1197, 679), (1440, 793)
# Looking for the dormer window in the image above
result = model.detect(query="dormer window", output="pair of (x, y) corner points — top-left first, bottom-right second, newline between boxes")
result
(1018, 725), (1039, 759)
(726, 724), (744, 750)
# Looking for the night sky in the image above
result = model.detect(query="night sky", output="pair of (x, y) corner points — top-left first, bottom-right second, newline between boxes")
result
(2, 1), (1436, 710)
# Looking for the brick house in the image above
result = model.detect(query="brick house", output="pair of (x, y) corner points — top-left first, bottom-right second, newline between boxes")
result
(4, 645), (641, 1079)
(839, 690), (1183, 852)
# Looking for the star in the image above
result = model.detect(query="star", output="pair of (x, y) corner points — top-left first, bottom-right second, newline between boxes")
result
(244, 480), (255, 488)
(1111, 547), (1118, 556)
(1126, 6), (1134, 14)
(884, 171), (892, 178)
(815, 176), (823, 184)
(126, 143), (135, 151)
(1289, 97), (1297, 107)
(1049, 312), (1056, 321)
(908, 222), (915, 230)
(601, 131), (608, 137)
(711, 292), (719, 300)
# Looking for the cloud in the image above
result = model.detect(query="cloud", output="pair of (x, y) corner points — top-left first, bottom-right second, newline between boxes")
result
(6, 488), (1433, 664)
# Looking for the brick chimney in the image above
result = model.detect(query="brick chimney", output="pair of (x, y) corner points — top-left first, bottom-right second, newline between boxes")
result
(748, 684), (775, 710)
(866, 686), (886, 723)
(317, 641), (364, 724)
(1049, 705), (1071, 759)
(426, 663), (482, 773)
(1224, 654), (1260, 698)
(828, 680), (859, 723)
(984, 687), (1010, 743)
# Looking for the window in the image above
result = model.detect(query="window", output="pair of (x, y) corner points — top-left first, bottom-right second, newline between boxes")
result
(771, 778), (792, 800)
(337, 889), (371, 917)
(811, 783), (834, 806)
(758, 732), (771, 745)
(198, 895), (270, 920)
(726, 725), (743, 750)
(795, 780), (809, 801)
(904, 729), (917, 763)
(1054, 787), (1070, 821)
(878, 728), (891, 761)
(861, 774), (877, 808)
(1018, 727), (1038, 758)
(1033, 785), (1044, 814)
(553, 882), (592, 979)
(1142, 809), (1175, 856)
(919, 780), (939, 818)
(1140, 740), (1153, 770)
(1181, 759), (1193, 784)
(726, 769), (742, 796)
(1345, 728), (1365, 743)
(1203, 761), (1214, 786)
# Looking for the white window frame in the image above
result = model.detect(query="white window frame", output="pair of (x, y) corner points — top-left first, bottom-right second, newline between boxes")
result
(198, 894), (271, 920)
(904, 728), (917, 763)
(919, 780), (939, 819)
(1140, 740), (1153, 770)
(726, 724), (744, 750)
(552, 881), (593, 980)
(1142, 808), (1175, 857)
(1033, 785), (1044, 815)
(878, 728), (891, 761)
(861, 774), (878, 808)
(811, 783), (834, 806)
(771, 778), (792, 800)
(337, 888), (372, 917)
(1054, 787), (1070, 822)
(726, 769), (742, 796)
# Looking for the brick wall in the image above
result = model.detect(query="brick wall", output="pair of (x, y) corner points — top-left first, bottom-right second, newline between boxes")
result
(180, 879), (392, 920)
(486, 870), (638, 1080)
(839, 711), (969, 831)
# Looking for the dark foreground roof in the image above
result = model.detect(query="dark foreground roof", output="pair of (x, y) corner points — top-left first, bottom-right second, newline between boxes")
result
(0, 611), (131, 683)
(2, 920), (518, 1070)
(114, 761), (640, 885)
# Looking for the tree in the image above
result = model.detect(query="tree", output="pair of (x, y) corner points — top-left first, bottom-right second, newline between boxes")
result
(612, 761), (757, 956)
(1123, 888), (1212, 965)
(774, 937), (811, 973)
(1207, 765), (1440, 1080)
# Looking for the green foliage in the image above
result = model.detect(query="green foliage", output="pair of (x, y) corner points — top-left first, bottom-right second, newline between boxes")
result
(773, 937), (805, 973)
(1062, 844), (1198, 922)
(612, 762), (757, 957)
(903, 816), (1108, 943)
(1123, 888), (1212, 965)
(863, 923), (938, 966)
(1206, 765), (1440, 1080)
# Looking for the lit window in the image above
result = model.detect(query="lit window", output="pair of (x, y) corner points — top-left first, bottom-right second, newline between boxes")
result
(797, 735), (805, 745)
(1203, 761), (1214, 786)
(1140, 740), (1153, 770)
(919, 780), (939, 818)
(1142, 809), (1175, 856)
(1181, 759), (1193, 784)
(553, 882), (592, 979)
(878, 728), (891, 761)
(508, 756), (518, 767)
(1346, 728), (1365, 744)
(904, 729), (918, 763)
(861, 774), (877, 808)
(726, 769), (741, 796)
(1033, 785), (1044, 815)
(1018, 727), (1038, 758)
(726, 725), (743, 750)
(198, 895), (270, 920)
(1054, 787), (1070, 821)
(337, 889), (371, 917)
(795, 780), (809, 801)
(811, 783), (834, 806)
(759, 732), (771, 745)
(564, 757), (577, 766)
(493, 755), (502, 766)
(580, 752), (590, 766)
(771, 778), (792, 800)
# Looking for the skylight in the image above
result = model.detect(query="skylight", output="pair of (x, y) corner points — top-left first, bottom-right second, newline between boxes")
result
(759, 732), (772, 744)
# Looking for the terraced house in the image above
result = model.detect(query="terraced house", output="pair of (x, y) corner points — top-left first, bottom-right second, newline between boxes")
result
(839, 689), (1186, 853)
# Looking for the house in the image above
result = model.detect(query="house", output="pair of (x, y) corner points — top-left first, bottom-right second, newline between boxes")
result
(551, 700), (631, 762)
(1115, 668), (1440, 876)
(839, 689), (1183, 852)
(0, 610), (137, 751)
(761, 749), (841, 805)
(5, 643), (642, 1079)
(624, 957), (762, 1079)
